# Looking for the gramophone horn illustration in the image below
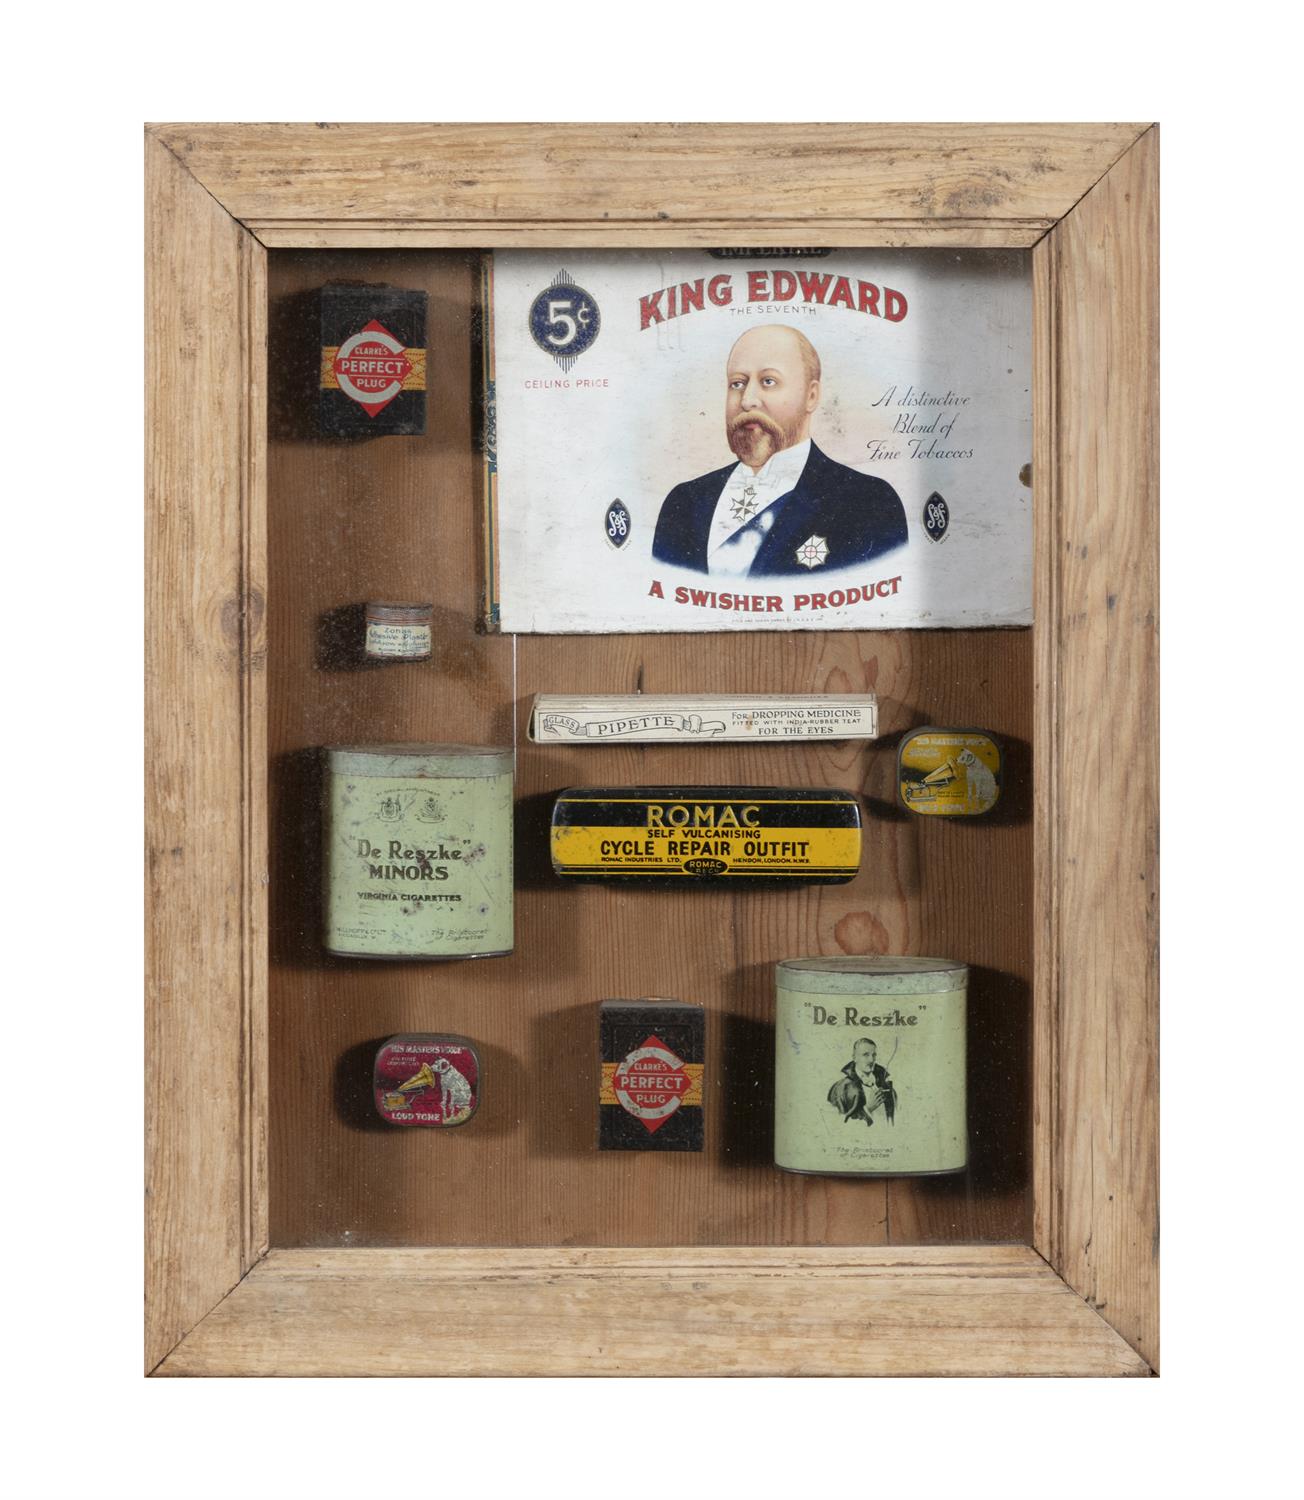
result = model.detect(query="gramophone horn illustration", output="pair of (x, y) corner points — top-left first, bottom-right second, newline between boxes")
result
(379, 1061), (437, 1112)
(397, 1062), (437, 1094)
(922, 758), (958, 787)
(897, 728), (1003, 817)
(374, 1035), (482, 1126)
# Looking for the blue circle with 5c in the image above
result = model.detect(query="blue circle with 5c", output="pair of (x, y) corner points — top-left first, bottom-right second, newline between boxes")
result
(528, 282), (601, 359)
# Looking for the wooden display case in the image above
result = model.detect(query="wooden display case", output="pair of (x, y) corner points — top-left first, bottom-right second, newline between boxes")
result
(145, 123), (1158, 1377)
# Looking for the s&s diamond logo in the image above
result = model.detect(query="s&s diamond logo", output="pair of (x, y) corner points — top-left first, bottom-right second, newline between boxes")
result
(924, 492), (950, 543)
(604, 498), (631, 549)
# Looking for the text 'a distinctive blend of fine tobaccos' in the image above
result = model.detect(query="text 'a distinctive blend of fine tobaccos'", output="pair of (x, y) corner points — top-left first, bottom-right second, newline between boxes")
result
(774, 956), (968, 1177)
(324, 744), (514, 960)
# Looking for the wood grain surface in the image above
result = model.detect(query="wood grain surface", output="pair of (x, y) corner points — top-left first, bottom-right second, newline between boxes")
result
(155, 1245), (1148, 1377)
(1031, 129), (1159, 1364)
(150, 123), (1147, 242)
(267, 249), (1033, 1251)
(145, 135), (268, 1371)
(252, 222), (1048, 250)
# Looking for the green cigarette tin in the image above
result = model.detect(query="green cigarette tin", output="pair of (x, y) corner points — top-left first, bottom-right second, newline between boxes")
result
(774, 955), (968, 1177)
(323, 743), (514, 960)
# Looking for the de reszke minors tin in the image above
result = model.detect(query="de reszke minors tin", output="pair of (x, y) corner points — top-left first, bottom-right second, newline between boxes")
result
(323, 743), (513, 960)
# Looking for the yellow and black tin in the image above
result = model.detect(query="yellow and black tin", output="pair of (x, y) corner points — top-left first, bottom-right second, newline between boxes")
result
(550, 786), (862, 883)
(897, 727), (1002, 817)
(774, 955), (968, 1177)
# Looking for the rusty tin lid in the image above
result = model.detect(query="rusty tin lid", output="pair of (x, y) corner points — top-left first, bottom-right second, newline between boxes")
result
(365, 601), (434, 623)
(326, 744), (513, 778)
(777, 955), (968, 995)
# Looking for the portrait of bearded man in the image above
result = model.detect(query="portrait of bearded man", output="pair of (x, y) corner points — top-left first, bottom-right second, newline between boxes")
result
(651, 324), (908, 578)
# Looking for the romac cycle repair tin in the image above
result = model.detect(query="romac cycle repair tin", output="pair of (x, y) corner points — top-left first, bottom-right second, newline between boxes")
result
(550, 786), (862, 883)
(323, 744), (513, 959)
(774, 956), (968, 1177)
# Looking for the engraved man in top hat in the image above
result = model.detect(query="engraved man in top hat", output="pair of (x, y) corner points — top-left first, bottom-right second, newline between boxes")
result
(652, 324), (908, 577)
(828, 1037), (897, 1126)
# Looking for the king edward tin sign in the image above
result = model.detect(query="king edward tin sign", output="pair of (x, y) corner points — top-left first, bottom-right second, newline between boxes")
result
(485, 250), (1031, 633)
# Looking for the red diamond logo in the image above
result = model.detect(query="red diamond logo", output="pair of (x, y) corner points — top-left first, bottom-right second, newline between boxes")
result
(332, 319), (412, 416)
(612, 1035), (691, 1134)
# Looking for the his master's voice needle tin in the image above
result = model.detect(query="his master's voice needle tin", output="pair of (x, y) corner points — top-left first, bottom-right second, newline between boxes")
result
(774, 956), (968, 1177)
(374, 1034), (480, 1127)
(323, 744), (513, 960)
(897, 728), (1002, 817)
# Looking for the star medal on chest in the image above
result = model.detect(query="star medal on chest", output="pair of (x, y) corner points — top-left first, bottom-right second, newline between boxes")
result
(730, 482), (760, 524)
(795, 535), (830, 569)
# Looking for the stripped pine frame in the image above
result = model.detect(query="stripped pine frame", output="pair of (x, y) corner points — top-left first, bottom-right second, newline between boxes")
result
(145, 123), (1158, 1377)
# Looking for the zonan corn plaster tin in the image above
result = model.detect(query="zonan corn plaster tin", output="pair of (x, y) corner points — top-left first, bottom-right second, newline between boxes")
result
(774, 956), (968, 1176)
(324, 744), (513, 960)
(363, 601), (433, 660)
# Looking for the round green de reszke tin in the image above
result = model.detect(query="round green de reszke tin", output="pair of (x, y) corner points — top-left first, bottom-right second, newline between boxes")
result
(774, 956), (968, 1177)
(323, 743), (514, 960)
